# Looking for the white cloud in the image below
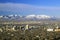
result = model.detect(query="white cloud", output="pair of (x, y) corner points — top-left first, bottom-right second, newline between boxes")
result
(0, 3), (60, 16)
(0, 3), (60, 11)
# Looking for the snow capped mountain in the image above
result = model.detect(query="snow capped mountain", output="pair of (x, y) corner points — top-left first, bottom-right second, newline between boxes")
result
(0, 16), (3, 18)
(25, 15), (36, 18)
(0, 14), (59, 21)
(25, 15), (51, 19)
(36, 15), (51, 19)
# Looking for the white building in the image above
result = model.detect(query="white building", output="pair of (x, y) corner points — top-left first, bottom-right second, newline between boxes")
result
(47, 29), (53, 31)
(25, 24), (29, 30)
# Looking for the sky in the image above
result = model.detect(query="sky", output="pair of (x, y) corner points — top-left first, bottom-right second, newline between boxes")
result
(0, 0), (60, 17)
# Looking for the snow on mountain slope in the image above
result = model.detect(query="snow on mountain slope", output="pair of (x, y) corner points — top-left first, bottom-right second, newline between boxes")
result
(25, 15), (36, 18)
(0, 16), (3, 18)
(25, 15), (51, 19)
(0, 14), (58, 21)
(37, 15), (51, 19)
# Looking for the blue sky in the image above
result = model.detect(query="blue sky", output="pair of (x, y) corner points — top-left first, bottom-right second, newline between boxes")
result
(0, 0), (60, 17)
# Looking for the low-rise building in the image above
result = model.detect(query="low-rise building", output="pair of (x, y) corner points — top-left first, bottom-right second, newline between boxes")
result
(47, 29), (53, 31)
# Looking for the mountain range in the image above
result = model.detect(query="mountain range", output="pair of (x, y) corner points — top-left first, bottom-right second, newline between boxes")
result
(0, 15), (59, 21)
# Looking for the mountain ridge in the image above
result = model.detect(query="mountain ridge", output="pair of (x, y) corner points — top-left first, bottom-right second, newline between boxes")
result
(0, 14), (59, 21)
